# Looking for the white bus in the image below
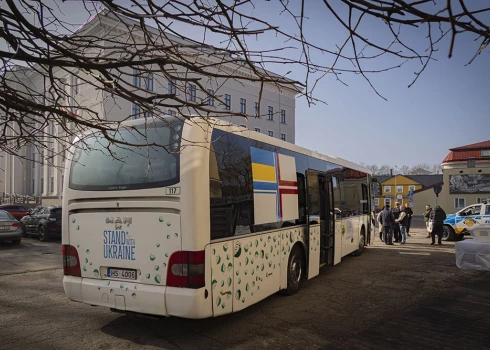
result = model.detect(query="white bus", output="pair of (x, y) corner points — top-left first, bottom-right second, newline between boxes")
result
(62, 116), (375, 319)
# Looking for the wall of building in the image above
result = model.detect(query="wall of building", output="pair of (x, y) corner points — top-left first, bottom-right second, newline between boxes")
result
(437, 161), (490, 214)
(375, 175), (422, 210)
(412, 189), (440, 216)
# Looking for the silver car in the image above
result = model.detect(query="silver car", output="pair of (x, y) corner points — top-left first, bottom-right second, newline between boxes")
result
(0, 210), (22, 244)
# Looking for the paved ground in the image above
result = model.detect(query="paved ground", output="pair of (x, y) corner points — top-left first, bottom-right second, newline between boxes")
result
(0, 218), (488, 350)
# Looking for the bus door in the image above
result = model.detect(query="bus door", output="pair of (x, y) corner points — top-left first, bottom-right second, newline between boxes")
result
(306, 171), (335, 268)
(319, 175), (335, 266)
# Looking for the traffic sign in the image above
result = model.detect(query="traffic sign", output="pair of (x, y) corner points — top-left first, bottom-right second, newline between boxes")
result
(433, 184), (442, 197)
(396, 194), (403, 199)
(408, 190), (414, 197)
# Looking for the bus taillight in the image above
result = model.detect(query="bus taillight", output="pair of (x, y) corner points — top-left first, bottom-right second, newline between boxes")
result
(167, 251), (205, 289)
(62, 245), (81, 277)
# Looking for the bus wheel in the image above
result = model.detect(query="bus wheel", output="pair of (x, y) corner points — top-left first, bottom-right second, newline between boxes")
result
(284, 245), (305, 295)
(353, 228), (365, 256)
(442, 226), (454, 241)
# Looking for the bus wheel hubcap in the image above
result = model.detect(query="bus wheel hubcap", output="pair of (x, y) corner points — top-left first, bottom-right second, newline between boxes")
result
(291, 256), (302, 283)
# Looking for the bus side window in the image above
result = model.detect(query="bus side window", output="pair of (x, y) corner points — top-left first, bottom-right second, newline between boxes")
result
(296, 173), (306, 225)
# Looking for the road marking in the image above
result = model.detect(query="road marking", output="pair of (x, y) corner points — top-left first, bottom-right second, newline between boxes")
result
(399, 252), (431, 255)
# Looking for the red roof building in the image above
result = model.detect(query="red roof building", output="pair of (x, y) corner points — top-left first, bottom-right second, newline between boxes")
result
(442, 140), (490, 164)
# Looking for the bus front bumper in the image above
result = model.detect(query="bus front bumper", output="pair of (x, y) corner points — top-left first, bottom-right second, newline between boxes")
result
(63, 276), (212, 319)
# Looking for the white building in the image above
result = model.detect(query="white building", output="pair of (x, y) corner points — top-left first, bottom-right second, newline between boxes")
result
(0, 10), (298, 204)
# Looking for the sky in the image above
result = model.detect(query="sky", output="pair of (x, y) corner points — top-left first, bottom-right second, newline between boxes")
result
(3, 0), (490, 168)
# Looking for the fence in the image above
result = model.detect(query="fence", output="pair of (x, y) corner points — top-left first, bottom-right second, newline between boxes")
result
(1, 192), (41, 205)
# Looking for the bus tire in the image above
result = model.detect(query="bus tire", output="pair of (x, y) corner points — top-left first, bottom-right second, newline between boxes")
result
(442, 225), (454, 241)
(283, 245), (305, 296)
(39, 225), (50, 242)
(353, 228), (365, 256)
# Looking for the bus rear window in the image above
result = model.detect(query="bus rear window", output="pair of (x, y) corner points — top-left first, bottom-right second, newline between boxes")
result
(69, 120), (183, 191)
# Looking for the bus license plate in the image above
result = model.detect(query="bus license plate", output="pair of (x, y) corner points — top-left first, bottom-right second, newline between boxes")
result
(107, 268), (137, 280)
(0, 226), (8, 230)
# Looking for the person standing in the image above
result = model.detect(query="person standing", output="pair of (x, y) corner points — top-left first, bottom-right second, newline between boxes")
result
(377, 210), (384, 242)
(395, 205), (409, 244)
(430, 205), (447, 245)
(424, 205), (432, 238)
(392, 202), (402, 242)
(379, 204), (395, 245)
(404, 203), (413, 236)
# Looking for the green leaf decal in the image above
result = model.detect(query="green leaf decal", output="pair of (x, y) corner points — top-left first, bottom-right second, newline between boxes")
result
(146, 273), (151, 279)
(238, 278), (241, 284)
(227, 262), (232, 271)
(154, 274), (161, 284)
(260, 250), (265, 259)
(154, 265), (160, 271)
(163, 262), (167, 267)
(167, 235), (171, 239)
(120, 284), (124, 289)
(174, 232), (178, 238)
(149, 254), (156, 261)
(159, 216), (164, 222)
(223, 243), (228, 252)
(226, 254), (230, 261)
(97, 287), (101, 290)
(132, 293), (137, 299)
(134, 285), (138, 289)
(216, 296), (221, 306)
(221, 281), (225, 287)
(165, 253), (169, 258)
(82, 266), (87, 272)
(85, 249), (90, 254)
(212, 279), (217, 289)
(110, 289), (114, 293)
(244, 246), (249, 253)
(125, 288), (129, 291)
(236, 270), (239, 276)
(93, 269), (99, 277)
(72, 218), (76, 223)
(77, 225), (80, 230)
(245, 283), (249, 292)
(221, 263), (225, 273)
(106, 281), (111, 286)
(261, 264), (265, 271)
(167, 222), (171, 227)
(245, 257), (249, 265)
(212, 248), (216, 255)
(255, 239), (259, 248)
(236, 290), (241, 300)
(156, 243), (160, 248)
(227, 277), (232, 287)
(216, 255), (221, 264)
(234, 242), (242, 258)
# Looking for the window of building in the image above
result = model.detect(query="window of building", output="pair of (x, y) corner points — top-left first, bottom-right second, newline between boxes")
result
(280, 109), (286, 124)
(408, 185), (416, 192)
(168, 79), (176, 95)
(131, 103), (141, 119)
(207, 89), (214, 106)
(255, 102), (259, 117)
(268, 106), (273, 120)
(374, 198), (379, 206)
(132, 68), (141, 87)
(240, 98), (246, 114)
(145, 73), (153, 91)
(280, 133), (286, 141)
(384, 186), (391, 193)
(476, 198), (487, 204)
(167, 109), (176, 116)
(396, 185), (403, 193)
(268, 130), (274, 137)
(254, 127), (261, 133)
(187, 84), (196, 102)
(41, 178), (44, 193)
(454, 198), (466, 209)
(50, 176), (54, 193)
(224, 94), (231, 110)
(384, 198), (391, 207)
(482, 149), (490, 157)
(145, 110), (153, 119)
(72, 75), (80, 95)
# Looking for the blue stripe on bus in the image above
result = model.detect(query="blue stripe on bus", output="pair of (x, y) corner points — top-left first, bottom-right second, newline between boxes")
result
(253, 181), (278, 191)
(250, 147), (275, 166)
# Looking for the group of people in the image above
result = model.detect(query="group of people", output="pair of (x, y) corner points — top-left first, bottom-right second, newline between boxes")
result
(377, 202), (447, 245)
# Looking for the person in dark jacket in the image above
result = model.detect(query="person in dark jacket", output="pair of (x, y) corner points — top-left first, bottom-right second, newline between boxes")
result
(404, 203), (413, 236)
(423, 205), (432, 238)
(379, 204), (395, 245)
(395, 205), (409, 244)
(392, 202), (402, 242)
(429, 205), (447, 245)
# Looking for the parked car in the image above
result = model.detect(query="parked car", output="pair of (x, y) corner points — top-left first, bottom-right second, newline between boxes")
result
(0, 204), (31, 221)
(0, 210), (22, 244)
(20, 205), (62, 242)
(443, 200), (490, 241)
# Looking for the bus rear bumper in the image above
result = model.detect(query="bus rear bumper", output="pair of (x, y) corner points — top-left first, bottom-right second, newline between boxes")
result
(63, 277), (212, 318)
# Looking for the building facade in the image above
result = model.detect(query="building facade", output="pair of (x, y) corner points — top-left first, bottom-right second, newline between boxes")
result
(375, 174), (443, 211)
(0, 11), (298, 204)
(436, 140), (490, 214)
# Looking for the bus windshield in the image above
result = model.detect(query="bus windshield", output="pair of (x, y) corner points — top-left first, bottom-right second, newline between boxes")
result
(69, 119), (183, 191)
